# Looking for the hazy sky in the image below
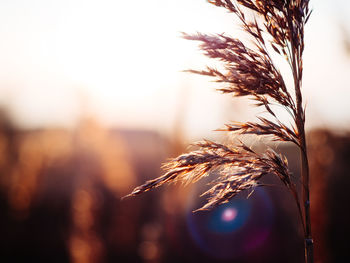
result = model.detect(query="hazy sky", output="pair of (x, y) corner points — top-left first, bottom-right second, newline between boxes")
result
(0, 0), (349, 139)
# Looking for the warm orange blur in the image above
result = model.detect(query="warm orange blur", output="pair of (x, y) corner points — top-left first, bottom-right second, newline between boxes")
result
(1, 108), (350, 263)
(0, 1), (349, 262)
(0, 113), (143, 262)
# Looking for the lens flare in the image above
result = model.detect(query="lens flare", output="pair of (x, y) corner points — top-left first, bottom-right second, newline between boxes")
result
(186, 186), (274, 259)
(206, 200), (250, 234)
(222, 208), (237, 222)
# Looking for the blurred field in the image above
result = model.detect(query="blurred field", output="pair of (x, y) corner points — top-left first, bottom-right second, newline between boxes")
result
(0, 109), (348, 263)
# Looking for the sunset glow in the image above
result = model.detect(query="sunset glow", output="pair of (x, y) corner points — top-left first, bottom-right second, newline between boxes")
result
(0, 0), (349, 137)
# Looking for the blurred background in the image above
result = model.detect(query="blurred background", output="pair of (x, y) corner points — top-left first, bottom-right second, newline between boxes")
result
(0, 0), (349, 262)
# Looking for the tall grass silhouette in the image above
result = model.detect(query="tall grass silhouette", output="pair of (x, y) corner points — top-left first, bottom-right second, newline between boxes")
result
(126, 1), (313, 262)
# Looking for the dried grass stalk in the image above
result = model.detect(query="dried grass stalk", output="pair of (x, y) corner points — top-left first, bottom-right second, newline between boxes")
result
(125, 1), (313, 262)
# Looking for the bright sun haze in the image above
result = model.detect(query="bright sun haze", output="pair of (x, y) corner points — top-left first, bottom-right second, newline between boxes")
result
(0, 0), (349, 138)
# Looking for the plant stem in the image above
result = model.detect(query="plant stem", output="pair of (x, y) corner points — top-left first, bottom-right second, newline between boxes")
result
(288, 6), (313, 258)
(294, 65), (313, 263)
(299, 123), (313, 263)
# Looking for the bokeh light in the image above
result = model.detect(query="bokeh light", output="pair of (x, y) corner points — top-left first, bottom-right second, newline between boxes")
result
(186, 186), (274, 260)
(221, 207), (237, 222)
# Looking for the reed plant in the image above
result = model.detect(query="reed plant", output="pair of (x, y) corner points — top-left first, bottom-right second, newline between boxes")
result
(126, 1), (313, 262)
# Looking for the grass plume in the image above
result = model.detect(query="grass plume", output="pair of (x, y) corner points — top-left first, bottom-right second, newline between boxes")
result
(125, 1), (313, 262)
